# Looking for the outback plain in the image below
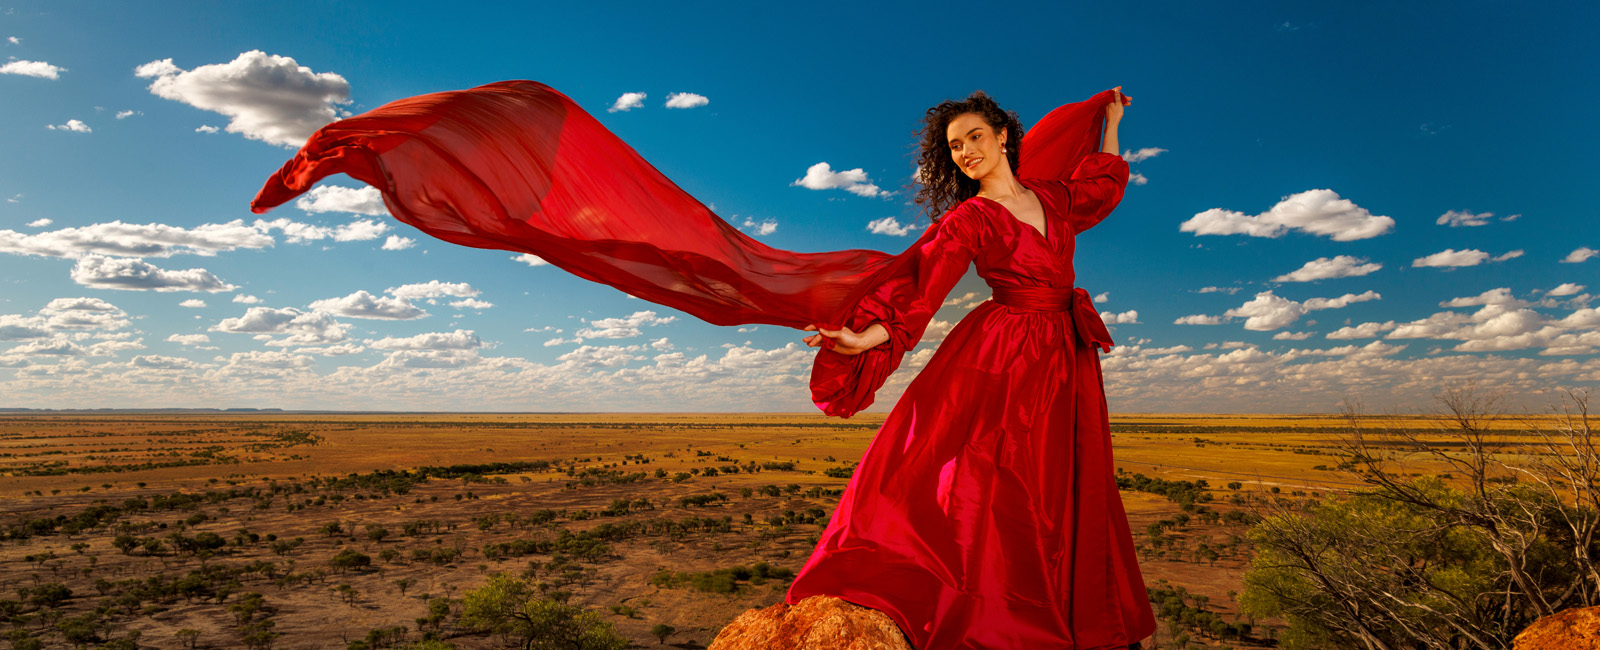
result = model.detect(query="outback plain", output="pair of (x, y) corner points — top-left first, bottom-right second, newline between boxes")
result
(0, 410), (1554, 649)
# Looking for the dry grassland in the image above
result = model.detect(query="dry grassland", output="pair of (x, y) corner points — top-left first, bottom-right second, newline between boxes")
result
(0, 411), (1551, 649)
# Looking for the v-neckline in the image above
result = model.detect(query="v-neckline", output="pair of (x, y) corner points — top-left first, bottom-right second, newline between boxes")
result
(975, 185), (1048, 241)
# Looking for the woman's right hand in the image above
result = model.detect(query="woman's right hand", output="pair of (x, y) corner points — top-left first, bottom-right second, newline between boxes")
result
(1106, 86), (1130, 123)
(803, 323), (881, 356)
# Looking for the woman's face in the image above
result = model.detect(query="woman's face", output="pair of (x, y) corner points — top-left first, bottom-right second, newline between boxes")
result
(946, 112), (1007, 180)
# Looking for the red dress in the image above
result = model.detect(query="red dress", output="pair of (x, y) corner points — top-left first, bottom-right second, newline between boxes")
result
(789, 158), (1158, 649)
(248, 80), (1156, 649)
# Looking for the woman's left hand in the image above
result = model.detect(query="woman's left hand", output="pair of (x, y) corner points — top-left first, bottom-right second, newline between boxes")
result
(1106, 86), (1131, 122)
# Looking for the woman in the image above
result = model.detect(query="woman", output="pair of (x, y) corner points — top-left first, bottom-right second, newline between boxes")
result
(788, 87), (1156, 650)
(248, 80), (1152, 650)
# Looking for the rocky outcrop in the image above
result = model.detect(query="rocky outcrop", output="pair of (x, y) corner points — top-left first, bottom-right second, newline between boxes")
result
(1516, 605), (1600, 650)
(708, 595), (914, 650)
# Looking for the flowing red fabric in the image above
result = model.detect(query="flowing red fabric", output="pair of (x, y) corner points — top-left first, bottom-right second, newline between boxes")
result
(251, 80), (1156, 648)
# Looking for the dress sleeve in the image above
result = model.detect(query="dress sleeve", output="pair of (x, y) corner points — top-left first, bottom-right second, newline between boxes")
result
(1028, 151), (1130, 235)
(809, 207), (982, 418)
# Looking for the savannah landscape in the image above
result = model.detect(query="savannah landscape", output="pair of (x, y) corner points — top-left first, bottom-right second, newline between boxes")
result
(0, 398), (1588, 649)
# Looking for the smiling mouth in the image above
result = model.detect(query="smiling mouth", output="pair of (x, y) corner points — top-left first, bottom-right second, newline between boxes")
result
(965, 158), (983, 169)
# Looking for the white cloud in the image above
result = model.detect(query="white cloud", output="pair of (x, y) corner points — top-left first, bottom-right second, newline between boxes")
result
(739, 217), (777, 236)
(1121, 147), (1166, 163)
(793, 163), (885, 198)
(1224, 289), (1380, 331)
(558, 344), (645, 368)
(1180, 189), (1394, 241)
(381, 235), (415, 251)
(0, 219), (272, 259)
(608, 92), (646, 113)
(232, 294), (262, 304)
(1436, 209), (1493, 227)
(6, 37), (18, 45)
(115, 110), (141, 119)
(0, 59), (64, 79)
(25, 219), (50, 228)
(1547, 283), (1586, 297)
(1128, 172), (1149, 186)
(576, 310), (677, 339)
(1440, 287), (1526, 309)
(1100, 310), (1139, 324)
(308, 290), (427, 320)
(1197, 286), (1240, 295)
(450, 298), (493, 310)
(1562, 247), (1597, 264)
(543, 336), (583, 347)
(1410, 248), (1521, 269)
(294, 185), (386, 216)
(368, 329), (483, 351)
(511, 253), (548, 267)
(1273, 331), (1314, 340)
(664, 92), (709, 109)
(135, 50), (351, 147)
(47, 119), (91, 133)
(70, 255), (237, 292)
(1174, 315), (1225, 325)
(387, 281), (479, 300)
(211, 307), (350, 346)
(251, 217), (387, 243)
(1272, 255), (1382, 282)
(195, 125), (219, 134)
(1094, 293), (1109, 303)
(179, 299), (206, 308)
(1327, 321), (1399, 339)
(866, 216), (917, 236)
(332, 219), (387, 241)
(166, 333), (212, 346)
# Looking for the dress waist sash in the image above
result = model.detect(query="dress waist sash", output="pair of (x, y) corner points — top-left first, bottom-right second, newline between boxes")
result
(989, 285), (1115, 352)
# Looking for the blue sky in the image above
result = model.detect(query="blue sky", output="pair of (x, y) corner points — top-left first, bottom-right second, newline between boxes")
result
(1, 1), (1596, 412)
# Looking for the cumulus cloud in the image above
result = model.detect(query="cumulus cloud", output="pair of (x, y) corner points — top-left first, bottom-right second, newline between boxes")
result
(1411, 248), (1522, 268)
(387, 281), (479, 300)
(451, 298), (493, 310)
(576, 310), (677, 339)
(1197, 286), (1241, 295)
(382, 235), (415, 250)
(232, 294), (262, 304)
(1100, 310), (1139, 324)
(1564, 247), (1598, 264)
(1, 59), (64, 79)
(608, 92), (646, 113)
(543, 336), (583, 347)
(1223, 289), (1381, 331)
(70, 255), (237, 292)
(739, 217), (777, 236)
(115, 110), (141, 119)
(1121, 147), (1166, 163)
(663, 92), (709, 109)
(866, 216), (917, 236)
(1174, 314), (1225, 325)
(511, 253), (548, 267)
(179, 299), (206, 308)
(1436, 209), (1494, 227)
(166, 333), (212, 346)
(135, 50), (351, 147)
(1273, 331), (1314, 340)
(1327, 321), (1399, 339)
(1179, 189), (1394, 241)
(195, 125), (219, 134)
(212, 307), (350, 346)
(793, 163), (885, 198)
(294, 185), (386, 216)
(308, 290), (427, 320)
(368, 329), (483, 351)
(26, 219), (50, 227)
(0, 219), (273, 259)
(252, 217), (387, 243)
(1272, 255), (1382, 282)
(47, 119), (91, 133)
(1128, 172), (1149, 186)
(1547, 283), (1586, 297)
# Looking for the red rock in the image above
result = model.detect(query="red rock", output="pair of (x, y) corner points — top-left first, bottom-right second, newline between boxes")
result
(1516, 606), (1600, 650)
(708, 595), (914, 650)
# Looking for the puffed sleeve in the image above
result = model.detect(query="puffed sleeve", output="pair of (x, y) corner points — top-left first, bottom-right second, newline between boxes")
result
(809, 207), (983, 418)
(1027, 151), (1130, 235)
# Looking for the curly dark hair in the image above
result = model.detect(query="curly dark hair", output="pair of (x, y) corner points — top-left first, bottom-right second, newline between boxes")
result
(910, 90), (1023, 222)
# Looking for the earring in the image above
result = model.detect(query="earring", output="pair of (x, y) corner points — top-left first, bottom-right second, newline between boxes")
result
(1001, 144), (1007, 154)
